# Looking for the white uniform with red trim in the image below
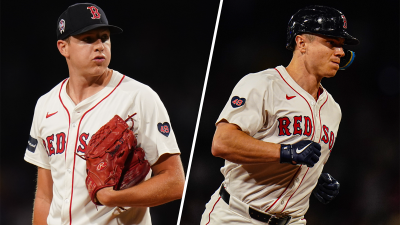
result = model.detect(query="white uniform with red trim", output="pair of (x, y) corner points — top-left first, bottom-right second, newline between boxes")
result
(201, 66), (341, 224)
(24, 70), (180, 225)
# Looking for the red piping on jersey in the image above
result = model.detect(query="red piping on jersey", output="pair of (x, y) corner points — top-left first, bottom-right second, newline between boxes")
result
(317, 88), (323, 99)
(278, 95), (328, 212)
(67, 75), (126, 225)
(280, 167), (310, 212)
(273, 68), (323, 213)
(275, 68), (316, 140)
(59, 79), (71, 161)
(318, 95), (329, 142)
(206, 196), (222, 225)
(265, 166), (301, 212)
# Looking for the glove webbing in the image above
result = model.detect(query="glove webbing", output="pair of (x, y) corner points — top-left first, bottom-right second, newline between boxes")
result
(75, 113), (137, 160)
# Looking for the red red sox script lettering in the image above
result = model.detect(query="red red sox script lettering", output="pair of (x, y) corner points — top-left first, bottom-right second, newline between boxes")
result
(45, 132), (89, 156)
(278, 116), (335, 150)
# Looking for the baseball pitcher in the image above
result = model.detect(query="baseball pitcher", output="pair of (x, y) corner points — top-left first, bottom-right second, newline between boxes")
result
(25, 3), (185, 225)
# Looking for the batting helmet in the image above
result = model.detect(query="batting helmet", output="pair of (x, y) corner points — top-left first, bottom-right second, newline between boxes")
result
(286, 5), (359, 51)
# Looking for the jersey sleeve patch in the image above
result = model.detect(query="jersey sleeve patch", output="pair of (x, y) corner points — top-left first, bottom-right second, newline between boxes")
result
(26, 135), (38, 153)
(157, 122), (170, 137)
(231, 96), (246, 108)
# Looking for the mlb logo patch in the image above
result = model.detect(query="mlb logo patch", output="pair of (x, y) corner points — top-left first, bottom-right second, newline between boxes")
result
(59, 19), (65, 34)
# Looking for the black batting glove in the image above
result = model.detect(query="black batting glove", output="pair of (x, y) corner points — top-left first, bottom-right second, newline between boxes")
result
(313, 173), (340, 204)
(280, 140), (321, 167)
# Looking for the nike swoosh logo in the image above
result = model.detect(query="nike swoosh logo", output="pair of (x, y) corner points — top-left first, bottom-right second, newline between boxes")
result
(46, 111), (58, 118)
(296, 142), (312, 154)
(286, 95), (296, 100)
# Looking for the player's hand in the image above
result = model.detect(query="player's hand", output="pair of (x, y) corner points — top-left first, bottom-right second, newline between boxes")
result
(313, 173), (340, 204)
(280, 140), (321, 167)
(95, 187), (115, 207)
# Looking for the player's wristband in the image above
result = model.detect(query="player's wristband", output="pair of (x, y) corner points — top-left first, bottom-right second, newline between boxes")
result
(280, 144), (293, 164)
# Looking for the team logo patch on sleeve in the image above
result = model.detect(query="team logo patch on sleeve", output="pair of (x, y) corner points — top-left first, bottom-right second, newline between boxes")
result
(157, 122), (170, 137)
(26, 135), (38, 153)
(231, 96), (246, 108)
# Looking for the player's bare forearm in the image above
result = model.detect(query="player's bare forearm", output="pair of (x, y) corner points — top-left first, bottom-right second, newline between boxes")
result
(211, 122), (281, 164)
(33, 197), (51, 225)
(97, 154), (185, 207)
(33, 167), (53, 225)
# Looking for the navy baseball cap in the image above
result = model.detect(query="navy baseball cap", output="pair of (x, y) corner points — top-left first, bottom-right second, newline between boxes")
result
(57, 3), (123, 40)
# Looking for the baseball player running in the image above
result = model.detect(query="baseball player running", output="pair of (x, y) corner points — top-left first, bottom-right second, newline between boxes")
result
(200, 5), (359, 225)
(24, 3), (184, 225)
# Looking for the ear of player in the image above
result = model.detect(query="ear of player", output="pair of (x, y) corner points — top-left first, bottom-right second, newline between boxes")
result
(313, 173), (340, 204)
(280, 140), (322, 167)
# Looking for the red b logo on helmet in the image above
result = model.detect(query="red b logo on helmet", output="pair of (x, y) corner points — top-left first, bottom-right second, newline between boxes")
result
(87, 6), (101, 19)
(341, 15), (347, 29)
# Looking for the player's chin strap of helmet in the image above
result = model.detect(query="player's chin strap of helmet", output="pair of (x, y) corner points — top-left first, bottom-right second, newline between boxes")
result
(339, 49), (355, 70)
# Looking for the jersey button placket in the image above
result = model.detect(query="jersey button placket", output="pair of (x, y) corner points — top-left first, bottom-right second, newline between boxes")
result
(60, 195), (70, 222)
(64, 112), (80, 223)
(279, 168), (306, 213)
(311, 99), (320, 142)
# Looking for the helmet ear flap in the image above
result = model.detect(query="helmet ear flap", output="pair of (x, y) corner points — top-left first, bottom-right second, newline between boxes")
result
(339, 49), (355, 70)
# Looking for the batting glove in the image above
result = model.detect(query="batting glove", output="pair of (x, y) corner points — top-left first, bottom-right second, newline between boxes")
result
(313, 173), (340, 204)
(280, 140), (321, 167)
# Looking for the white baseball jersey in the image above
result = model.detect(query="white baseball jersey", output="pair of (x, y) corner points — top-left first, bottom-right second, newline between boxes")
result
(24, 70), (180, 225)
(208, 66), (341, 221)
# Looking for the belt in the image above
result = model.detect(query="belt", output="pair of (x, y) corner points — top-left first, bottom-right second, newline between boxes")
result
(219, 187), (291, 225)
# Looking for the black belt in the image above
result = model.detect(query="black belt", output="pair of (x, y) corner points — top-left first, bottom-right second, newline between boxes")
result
(219, 187), (291, 225)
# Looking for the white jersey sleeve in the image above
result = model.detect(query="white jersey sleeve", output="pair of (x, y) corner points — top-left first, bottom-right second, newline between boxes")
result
(24, 97), (51, 170)
(217, 73), (273, 136)
(132, 85), (180, 166)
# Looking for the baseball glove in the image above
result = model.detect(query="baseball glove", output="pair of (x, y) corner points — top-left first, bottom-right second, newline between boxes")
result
(81, 114), (150, 205)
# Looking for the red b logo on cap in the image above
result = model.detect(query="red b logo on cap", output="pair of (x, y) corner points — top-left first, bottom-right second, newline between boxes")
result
(341, 15), (347, 29)
(87, 6), (101, 19)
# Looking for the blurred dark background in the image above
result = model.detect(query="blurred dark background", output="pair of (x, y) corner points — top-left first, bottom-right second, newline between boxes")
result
(182, 0), (399, 225)
(1, 1), (219, 225)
